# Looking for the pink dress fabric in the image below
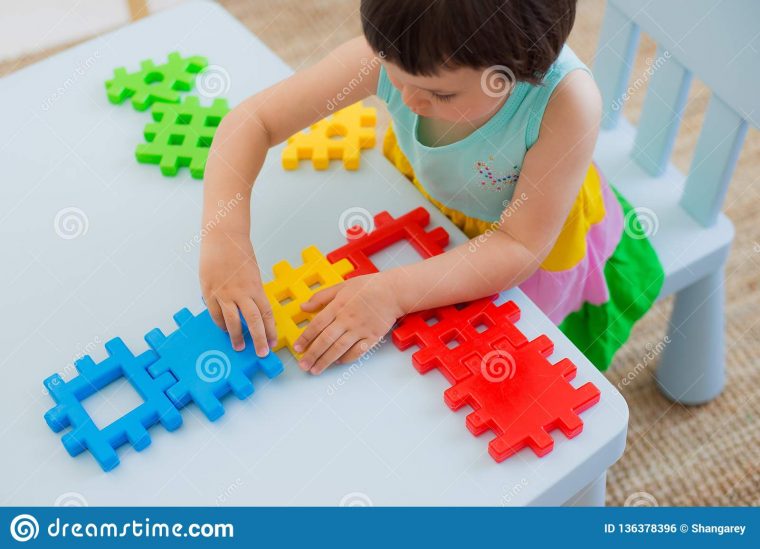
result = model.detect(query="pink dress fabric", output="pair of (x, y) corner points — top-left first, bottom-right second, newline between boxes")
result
(518, 174), (625, 324)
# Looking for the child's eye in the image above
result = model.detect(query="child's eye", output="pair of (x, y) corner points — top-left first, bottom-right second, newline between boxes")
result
(432, 92), (455, 103)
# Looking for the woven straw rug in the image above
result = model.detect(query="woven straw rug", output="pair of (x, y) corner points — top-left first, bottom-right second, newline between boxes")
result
(2, 0), (757, 505)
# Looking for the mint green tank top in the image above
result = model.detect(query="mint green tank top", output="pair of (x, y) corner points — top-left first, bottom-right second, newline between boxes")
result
(376, 45), (592, 222)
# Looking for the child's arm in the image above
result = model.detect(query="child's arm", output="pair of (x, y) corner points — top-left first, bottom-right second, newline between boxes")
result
(293, 70), (602, 373)
(200, 37), (380, 356)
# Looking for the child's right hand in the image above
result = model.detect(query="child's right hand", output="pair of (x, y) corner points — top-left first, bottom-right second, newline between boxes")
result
(198, 36), (380, 358)
(200, 230), (277, 356)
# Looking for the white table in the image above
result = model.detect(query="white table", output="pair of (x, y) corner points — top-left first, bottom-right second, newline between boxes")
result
(0, 0), (628, 506)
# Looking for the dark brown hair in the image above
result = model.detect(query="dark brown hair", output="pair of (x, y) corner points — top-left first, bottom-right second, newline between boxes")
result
(360, 0), (577, 85)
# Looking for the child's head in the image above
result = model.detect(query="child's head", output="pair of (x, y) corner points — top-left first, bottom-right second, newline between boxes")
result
(361, 0), (577, 123)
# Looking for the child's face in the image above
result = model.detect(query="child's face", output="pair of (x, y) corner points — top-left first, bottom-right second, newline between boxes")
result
(383, 61), (512, 124)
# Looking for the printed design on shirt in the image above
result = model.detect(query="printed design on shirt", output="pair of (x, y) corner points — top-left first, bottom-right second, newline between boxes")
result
(474, 155), (519, 193)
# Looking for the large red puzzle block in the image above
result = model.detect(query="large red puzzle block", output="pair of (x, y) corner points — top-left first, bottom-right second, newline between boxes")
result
(326, 207), (450, 278)
(446, 336), (601, 461)
(392, 297), (601, 462)
(392, 297), (528, 383)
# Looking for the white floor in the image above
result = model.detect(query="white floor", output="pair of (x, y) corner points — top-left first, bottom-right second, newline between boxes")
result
(0, 0), (185, 63)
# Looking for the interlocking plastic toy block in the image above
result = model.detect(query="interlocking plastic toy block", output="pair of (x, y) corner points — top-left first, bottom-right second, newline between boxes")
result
(105, 52), (208, 111)
(136, 96), (230, 179)
(264, 246), (354, 357)
(327, 207), (450, 278)
(281, 101), (376, 170)
(145, 308), (283, 421)
(392, 297), (528, 381)
(43, 338), (182, 472)
(447, 336), (600, 461)
(393, 298), (600, 462)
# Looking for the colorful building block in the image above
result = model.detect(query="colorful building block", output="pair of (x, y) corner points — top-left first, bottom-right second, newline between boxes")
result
(327, 208), (450, 278)
(144, 308), (283, 422)
(264, 246), (354, 357)
(43, 338), (182, 472)
(105, 52), (208, 111)
(392, 298), (600, 462)
(447, 337), (600, 461)
(136, 96), (230, 179)
(391, 297), (527, 381)
(281, 101), (376, 170)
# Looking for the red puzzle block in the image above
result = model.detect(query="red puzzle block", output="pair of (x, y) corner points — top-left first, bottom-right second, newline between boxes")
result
(326, 207), (450, 278)
(392, 297), (528, 383)
(392, 298), (600, 462)
(445, 336), (601, 461)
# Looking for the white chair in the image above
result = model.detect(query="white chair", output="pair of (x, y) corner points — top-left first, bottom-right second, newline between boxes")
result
(592, 0), (759, 404)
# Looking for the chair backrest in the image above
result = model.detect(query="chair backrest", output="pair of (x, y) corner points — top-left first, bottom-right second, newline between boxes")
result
(593, 0), (760, 227)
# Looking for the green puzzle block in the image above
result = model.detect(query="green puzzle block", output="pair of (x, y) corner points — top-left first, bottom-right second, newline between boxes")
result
(136, 96), (230, 179)
(105, 52), (208, 111)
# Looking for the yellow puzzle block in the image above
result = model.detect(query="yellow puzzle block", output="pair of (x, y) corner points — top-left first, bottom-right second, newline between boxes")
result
(281, 101), (377, 171)
(264, 246), (354, 357)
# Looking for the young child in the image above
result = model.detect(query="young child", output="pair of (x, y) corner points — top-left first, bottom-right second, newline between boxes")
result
(199, 0), (662, 375)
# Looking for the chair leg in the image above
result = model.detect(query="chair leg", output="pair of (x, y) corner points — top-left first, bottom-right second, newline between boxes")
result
(657, 269), (726, 404)
(565, 472), (607, 506)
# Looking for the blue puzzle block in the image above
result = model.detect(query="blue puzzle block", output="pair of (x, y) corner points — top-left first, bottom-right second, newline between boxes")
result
(144, 308), (284, 422)
(43, 338), (183, 472)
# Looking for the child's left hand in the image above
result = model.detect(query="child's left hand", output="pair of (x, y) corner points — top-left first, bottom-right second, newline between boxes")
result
(293, 272), (404, 375)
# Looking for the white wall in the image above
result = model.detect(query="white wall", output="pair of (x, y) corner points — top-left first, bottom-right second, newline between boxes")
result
(0, 0), (187, 63)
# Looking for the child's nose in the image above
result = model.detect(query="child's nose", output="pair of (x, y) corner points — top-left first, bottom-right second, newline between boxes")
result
(401, 86), (428, 110)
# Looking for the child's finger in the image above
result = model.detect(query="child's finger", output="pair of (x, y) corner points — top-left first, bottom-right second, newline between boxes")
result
(240, 298), (269, 357)
(206, 297), (226, 332)
(336, 339), (371, 364)
(254, 291), (278, 347)
(294, 302), (337, 353)
(300, 285), (340, 311)
(299, 323), (344, 370)
(221, 302), (245, 351)
(309, 332), (356, 375)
